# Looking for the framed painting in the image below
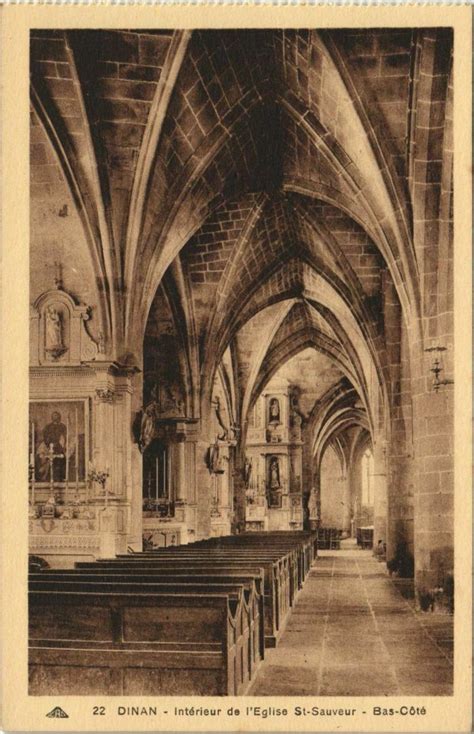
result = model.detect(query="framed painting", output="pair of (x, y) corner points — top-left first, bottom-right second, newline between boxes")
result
(29, 399), (89, 484)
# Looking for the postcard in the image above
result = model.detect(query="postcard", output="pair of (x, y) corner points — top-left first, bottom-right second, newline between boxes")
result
(0, 3), (471, 732)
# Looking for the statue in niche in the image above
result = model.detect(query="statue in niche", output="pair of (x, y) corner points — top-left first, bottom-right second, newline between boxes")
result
(139, 389), (159, 453)
(160, 384), (184, 416)
(243, 457), (252, 488)
(212, 396), (229, 441)
(153, 382), (184, 417)
(269, 456), (281, 490)
(290, 390), (307, 426)
(45, 305), (67, 359)
(207, 439), (224, 474)
(46, 306), (62, 347)
(268, 397), (281, 425)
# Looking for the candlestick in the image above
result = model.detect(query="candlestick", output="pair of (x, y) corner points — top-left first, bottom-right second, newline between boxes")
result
(49, 443), (54, 496)
(65, 415), (70, 502)
(30, 421), (35, 506)
(74, 406), (79, 496)
(163, 453), (166, 500)
(30, 421), (35, 466)
(155, 457), (159, 501)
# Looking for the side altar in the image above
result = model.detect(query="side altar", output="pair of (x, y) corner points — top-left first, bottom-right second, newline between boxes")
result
(29, 284), (142, 567)
(244, 380), (304, 532)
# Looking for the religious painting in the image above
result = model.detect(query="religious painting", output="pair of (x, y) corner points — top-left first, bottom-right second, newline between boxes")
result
(29, 400), (88, 483)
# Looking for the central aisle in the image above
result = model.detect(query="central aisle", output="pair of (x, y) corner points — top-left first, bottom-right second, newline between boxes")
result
(250, 552), (453, 696)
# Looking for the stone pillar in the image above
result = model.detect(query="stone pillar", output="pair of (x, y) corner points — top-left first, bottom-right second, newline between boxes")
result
(232, 458), (247, 533)
(311, 468), (321, 529)
(349, 456), (360, 536)
(385, 318), (415, 568)
(174, 423), (187, 503)
(301, 423), (313, 530)
(372, 439), (388, 549)
(231, 429), (247, 533)
(386, 453), (414, 564)
(129, 369), (144, 551)
(413, 386), (454, 596)
(195, 438), (213, 539)
(341, 475), (351, 536)
(93, 364), (142, 554)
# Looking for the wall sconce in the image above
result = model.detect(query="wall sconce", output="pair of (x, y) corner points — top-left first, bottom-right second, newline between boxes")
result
(424, 346), (454, 392)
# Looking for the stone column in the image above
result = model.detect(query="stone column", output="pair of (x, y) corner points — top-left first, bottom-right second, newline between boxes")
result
(348, 458), (360, 537)
(341, 475), (351, 536)
(413, 386), (454, 596)
(232, 459), (247, 533)
(372, 439), (388, 549)
(386, 452), (415, 566)
(128, 368), (144, 551)
(195, 438), (213, 539)
(174, 422), (187, 503)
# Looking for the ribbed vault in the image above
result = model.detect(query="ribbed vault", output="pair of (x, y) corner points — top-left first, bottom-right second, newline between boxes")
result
(30, 27), (453, 533)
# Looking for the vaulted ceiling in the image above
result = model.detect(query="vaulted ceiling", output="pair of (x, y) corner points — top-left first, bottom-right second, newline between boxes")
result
(30, 27), (453, 466)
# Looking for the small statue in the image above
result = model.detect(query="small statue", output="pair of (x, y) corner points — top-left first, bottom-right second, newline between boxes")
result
(243, 457), (252, 488)
(269, 456), (281, 490)
(212, 396), (229, 441)
(207, 439), (223, 474)
(97, 331), (105, 354)
(268, 397), (280, 425)
(139, 387), (159, 452)
(45, 306), (63, 350)
(163, 385), (184, 414)
(139, 402), (157, 452)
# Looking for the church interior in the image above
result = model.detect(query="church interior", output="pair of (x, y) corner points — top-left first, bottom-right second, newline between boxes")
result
(28, 27), (454, 696)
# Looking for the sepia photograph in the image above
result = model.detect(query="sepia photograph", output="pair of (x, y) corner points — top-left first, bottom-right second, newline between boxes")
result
(27, 24), (457, 700)
(0, 6), (471, 731)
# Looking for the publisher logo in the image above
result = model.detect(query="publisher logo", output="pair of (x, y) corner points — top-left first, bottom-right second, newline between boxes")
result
(46, 706), (69, 719)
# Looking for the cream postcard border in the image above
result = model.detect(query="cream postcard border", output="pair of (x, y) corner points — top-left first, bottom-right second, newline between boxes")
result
(1, 5), (472, 732)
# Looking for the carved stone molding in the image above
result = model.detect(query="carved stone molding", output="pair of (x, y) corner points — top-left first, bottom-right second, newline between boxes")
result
(30, 365), (96, 379)
(29, 535), (100, 550)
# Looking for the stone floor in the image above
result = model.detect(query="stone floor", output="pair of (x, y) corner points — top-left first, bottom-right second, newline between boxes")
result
(250, 550), (453, 696)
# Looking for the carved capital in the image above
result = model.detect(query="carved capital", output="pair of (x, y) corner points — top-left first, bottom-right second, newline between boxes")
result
(95, 388), (115, 403)
(175, 421), (187, 442)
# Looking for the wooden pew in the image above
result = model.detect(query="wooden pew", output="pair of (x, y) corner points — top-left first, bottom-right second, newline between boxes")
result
(116, 531), (316, 630)
(30, 572), (264, 673)
(29, 586), (253, 696)
(191, 530), (317, 571)
(188, 532), (316, 589)
(142, 548), (294, 607)
(29, 531), (315, 696)
(73, 531), (315, 647)
(161, 530), (317, 579)
(139, 546), (298, 614)
(82, 553), (290, 646)
(86, 546), (293, 647)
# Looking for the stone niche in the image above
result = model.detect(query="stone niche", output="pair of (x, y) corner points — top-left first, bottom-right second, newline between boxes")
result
(30, 287), (100, 366)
